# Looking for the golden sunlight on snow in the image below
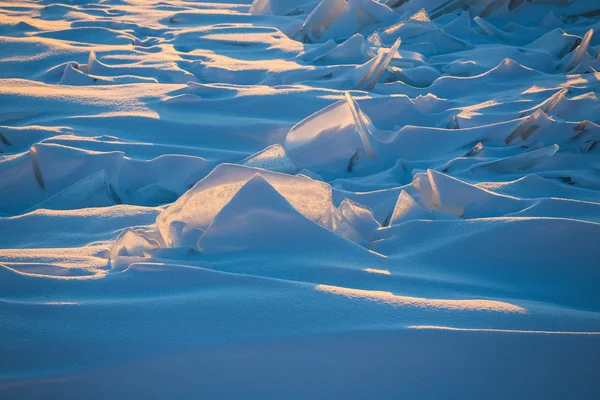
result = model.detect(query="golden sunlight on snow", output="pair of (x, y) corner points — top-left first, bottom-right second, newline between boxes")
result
(407, 326), (600, 334)
(315, 285), (527, 313)
(364, 268), (391, 275)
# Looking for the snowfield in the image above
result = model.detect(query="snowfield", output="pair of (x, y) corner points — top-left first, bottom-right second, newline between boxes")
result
(1, 0), (600, 398)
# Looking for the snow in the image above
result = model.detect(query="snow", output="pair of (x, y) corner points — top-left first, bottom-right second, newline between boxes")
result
(1, 0), (600, 398)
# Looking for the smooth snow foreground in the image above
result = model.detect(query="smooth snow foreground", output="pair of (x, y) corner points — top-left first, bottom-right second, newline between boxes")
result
(1, 0), (600, 398)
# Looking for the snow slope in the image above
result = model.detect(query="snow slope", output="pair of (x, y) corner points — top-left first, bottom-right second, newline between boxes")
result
(1, 0), (600, 398)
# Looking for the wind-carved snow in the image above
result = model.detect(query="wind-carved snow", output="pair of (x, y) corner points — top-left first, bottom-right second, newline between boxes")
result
(1, 0), (600, 398)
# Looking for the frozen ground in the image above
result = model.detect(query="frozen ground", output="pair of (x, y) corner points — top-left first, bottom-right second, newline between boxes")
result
(1, 0), (600, 398)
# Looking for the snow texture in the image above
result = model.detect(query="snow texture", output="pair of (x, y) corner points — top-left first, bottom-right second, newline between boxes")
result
(1, 0), (600, 398)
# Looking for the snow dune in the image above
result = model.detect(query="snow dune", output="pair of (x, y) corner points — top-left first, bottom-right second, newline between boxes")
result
(1, 0), (600, 398)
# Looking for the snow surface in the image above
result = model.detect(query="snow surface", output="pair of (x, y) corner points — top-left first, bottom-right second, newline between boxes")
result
(1, 0), (600, 398)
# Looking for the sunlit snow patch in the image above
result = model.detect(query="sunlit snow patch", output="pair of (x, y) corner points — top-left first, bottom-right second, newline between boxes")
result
(316, 284), (526, 313)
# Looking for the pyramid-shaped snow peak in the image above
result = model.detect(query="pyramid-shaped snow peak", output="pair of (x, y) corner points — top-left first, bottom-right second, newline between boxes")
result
(388, 190), (431, 226)
(413, 169), (524, 219)
(156, 164), (333, 248)
(197, 174), (362, 255)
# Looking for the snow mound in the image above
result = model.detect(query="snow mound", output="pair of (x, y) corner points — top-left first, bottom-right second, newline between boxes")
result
(156, 164), (334, 248)
(198, 174), (364, 254)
